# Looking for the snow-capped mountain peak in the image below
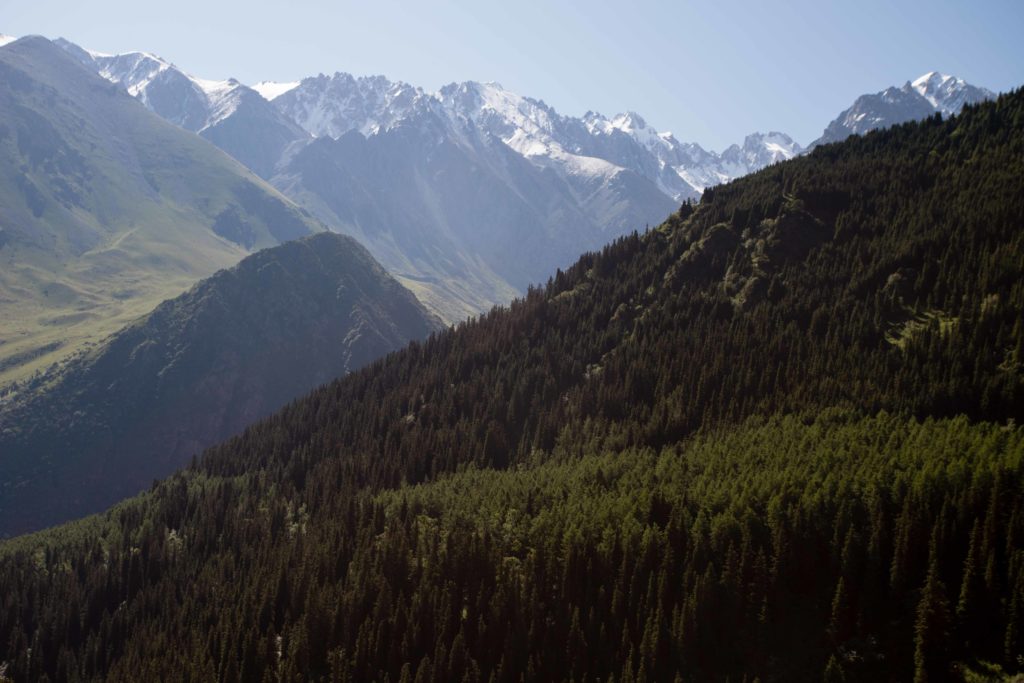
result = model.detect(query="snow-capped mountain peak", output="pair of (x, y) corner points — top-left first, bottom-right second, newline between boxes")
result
(97, 51), (173, 97)
(273, 71), (436, 138)
(582, 110), (647, 139)
(609, 111), (645, 131)
(703, 132), (802, 189)
(438, 80), (564, 158)
(911, 71), (953, 95)
(55, 37), (309, 179)
(54, 39), (250, 131)
(909, 71), (995, 115)
(613, 112), (672, 151)
(52, 36), (814, 203)
(744, 131), (803, 163)
(0, 34), (18, 47)
(811, 71), (995, 148)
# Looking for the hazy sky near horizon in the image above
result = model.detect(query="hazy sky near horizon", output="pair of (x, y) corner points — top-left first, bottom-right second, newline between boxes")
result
(4, 0), (1022, 150)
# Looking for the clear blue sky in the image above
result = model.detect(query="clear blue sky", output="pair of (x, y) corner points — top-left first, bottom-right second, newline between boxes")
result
(4, 0), (1022, 150)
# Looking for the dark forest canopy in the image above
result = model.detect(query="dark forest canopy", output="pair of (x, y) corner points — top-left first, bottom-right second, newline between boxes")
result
(0, 88), (1022, 682)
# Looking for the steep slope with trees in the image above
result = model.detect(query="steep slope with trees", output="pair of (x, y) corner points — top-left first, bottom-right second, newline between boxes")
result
(0, 88), (1021, 681)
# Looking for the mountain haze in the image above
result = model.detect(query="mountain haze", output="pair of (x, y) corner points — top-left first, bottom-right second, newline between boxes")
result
(0, 231), (441, 536)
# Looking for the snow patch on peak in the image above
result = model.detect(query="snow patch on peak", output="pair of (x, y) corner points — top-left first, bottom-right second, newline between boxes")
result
(611, 111), (647, 130)
(911, 71), (950, 88)
(907, 71), (990, 114)
(552, 149), (623, 180)
(252, 81), (300, 101)
(82, 46), (114, 58)
(0, 34), (18, 47)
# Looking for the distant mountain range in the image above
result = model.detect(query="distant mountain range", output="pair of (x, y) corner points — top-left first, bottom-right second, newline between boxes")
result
(36, 35), (994, 321)
(43, 38), (807, 320)
(269, 74), (805, 200)
(0, 31), (999, 327)
(0, 231), (440, 536)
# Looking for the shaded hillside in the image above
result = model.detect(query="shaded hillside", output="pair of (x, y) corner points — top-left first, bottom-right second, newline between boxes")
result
(0, 37), (320, 385)
(0, 88), (1022, 681)
(0, 232), (441, 536)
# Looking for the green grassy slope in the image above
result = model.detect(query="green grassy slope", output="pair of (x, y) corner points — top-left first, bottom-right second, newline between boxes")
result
(0, 37), (321, 386)
(0, 88), (1021, 681)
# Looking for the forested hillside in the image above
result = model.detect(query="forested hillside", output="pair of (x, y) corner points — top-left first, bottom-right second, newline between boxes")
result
(0, 88), (1021, 682)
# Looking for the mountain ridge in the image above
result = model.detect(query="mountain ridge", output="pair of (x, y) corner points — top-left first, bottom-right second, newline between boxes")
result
(49, 37), (809, 202)
(275, 71), (805, 201)
(37, 34), (999, 171)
